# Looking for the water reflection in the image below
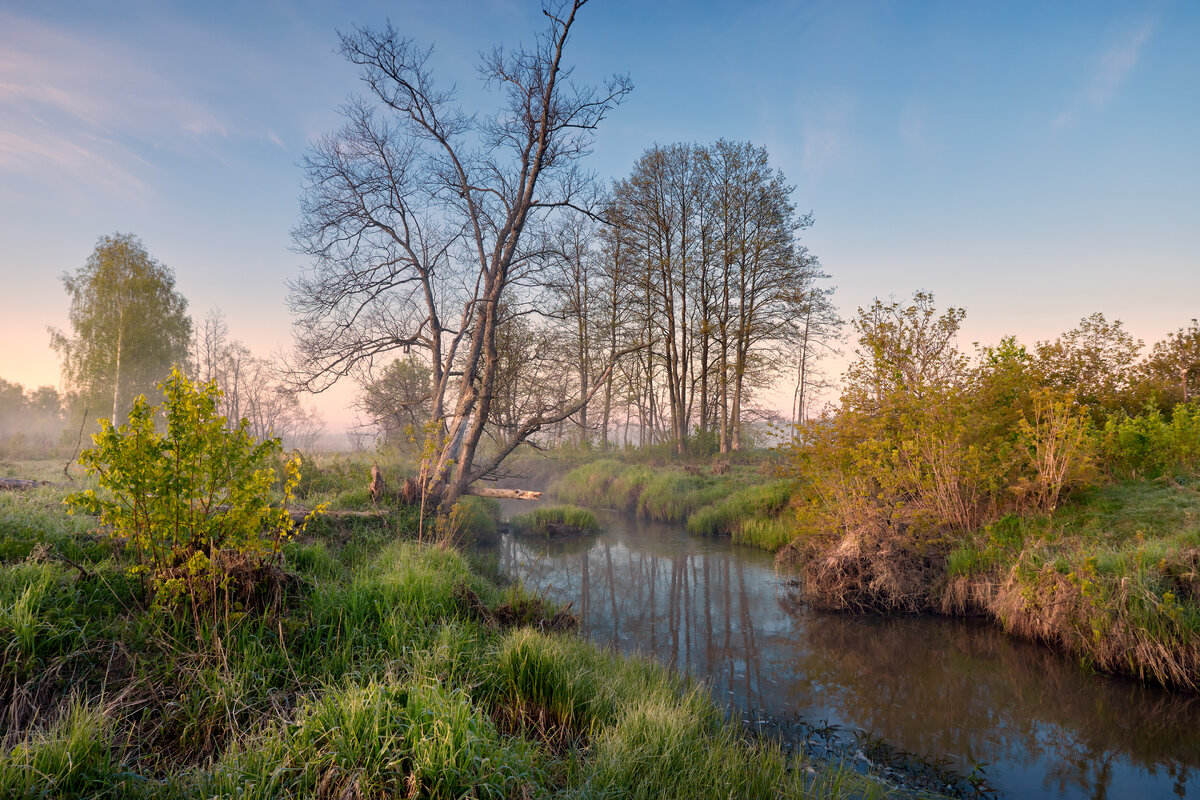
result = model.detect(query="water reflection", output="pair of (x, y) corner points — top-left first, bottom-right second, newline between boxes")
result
(481, 511), (1200, 800)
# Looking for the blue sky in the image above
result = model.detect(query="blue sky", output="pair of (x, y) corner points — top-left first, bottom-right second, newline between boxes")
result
(2, 0), (1197, 428)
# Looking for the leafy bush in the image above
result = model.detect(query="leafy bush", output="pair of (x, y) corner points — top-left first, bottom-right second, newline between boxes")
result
(1101, 403), (1200, 479)
(64, 367), (323, 611)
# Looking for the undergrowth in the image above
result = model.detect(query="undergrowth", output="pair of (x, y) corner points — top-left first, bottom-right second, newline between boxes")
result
(0, 474), (890, 799)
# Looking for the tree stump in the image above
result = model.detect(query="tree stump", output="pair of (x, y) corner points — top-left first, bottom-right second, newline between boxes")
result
(368, 465), (386, 504)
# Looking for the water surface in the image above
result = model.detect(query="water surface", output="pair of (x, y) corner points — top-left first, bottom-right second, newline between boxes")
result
(479, 510), (1200, 800)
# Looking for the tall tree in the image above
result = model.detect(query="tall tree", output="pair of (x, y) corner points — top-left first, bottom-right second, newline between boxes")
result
(842, 291), (967, 410)
(611, 140), (821, 452)
(289, 1), (631, 509)
(1139, 319), (1200, 408)
(1035, 312), (1143, 419)
(50, 233), (191, 425)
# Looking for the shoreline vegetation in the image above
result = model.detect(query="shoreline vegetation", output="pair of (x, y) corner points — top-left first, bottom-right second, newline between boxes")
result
(510, 505), (601, 538)
(0, 458), (896, 800)
(548, 400), (1200, 692)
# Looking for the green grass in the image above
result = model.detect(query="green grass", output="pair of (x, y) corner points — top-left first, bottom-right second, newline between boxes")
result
(510, 505), (600, 536)
(637, 472), (730, 522)
(554, 460), (801, 552)
(553, 459), (633, 509)
(733, 517), (798, 550)
(451, 495), (500, 540)
(930, 478), (1200, 688)
(0, 465), (883, 799)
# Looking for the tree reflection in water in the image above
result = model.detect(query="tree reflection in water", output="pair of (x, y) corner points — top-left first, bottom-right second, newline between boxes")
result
(482, 511), (1200, 800)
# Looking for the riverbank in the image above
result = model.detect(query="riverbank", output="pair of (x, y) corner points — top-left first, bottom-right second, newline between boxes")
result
(492, 507), (1200, 799)
(550, 454), (1200, 691)
(0, 461), (891, 800)
(554, 456), (799, 551)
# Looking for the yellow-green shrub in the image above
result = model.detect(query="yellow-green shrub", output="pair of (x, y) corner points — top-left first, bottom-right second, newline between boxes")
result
(65, 367), (322, 610)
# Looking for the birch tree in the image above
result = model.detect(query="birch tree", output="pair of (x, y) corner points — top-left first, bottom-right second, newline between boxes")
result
(50, 233), (191, 425)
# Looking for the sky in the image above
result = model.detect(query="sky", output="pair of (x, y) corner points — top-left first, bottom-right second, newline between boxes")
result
(1, 0), (1197, 431)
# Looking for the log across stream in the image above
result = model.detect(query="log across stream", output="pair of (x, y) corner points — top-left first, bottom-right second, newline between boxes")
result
(476, 506), (1200, 800)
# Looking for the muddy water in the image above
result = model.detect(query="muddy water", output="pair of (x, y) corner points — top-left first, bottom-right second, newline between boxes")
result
(478, 510), (1200, 800)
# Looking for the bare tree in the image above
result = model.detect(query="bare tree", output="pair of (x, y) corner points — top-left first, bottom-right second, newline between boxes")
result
(783, 266), (841, 425)
(609, 140), (821, 453)
(289, 1), (631, 509)
(193, 308), (326, 449)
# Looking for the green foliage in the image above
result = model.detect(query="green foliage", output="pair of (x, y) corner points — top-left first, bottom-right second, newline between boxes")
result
(1100, 403), (1200, 479)
(510, 505), (599, 536)
(49, 232), (192, 425)
(1014, 388), (1097, 513)
(64, 368), (323, 609)
(1137, 319), (1200, 410)
(1034, 312), (1143, 421)
(842, 291), (967, 410)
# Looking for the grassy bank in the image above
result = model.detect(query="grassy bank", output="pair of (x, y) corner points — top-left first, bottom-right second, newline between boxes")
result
(554, 457), (799, 551)
(941, 478), (1200, 688)
(551, 448), (1200, 691)
(782, 476), (1200, 690)
(510, 504), (600, 536)
(0, 467), (892, 799)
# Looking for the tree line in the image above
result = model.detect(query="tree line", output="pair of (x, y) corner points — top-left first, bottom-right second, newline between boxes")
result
(286, 1), (844, 509)
(786, 292), (1200, 546)
(22, 233), (324, 458)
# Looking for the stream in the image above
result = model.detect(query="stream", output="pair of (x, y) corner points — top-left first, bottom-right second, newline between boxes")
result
(475, 509), (1200, 799)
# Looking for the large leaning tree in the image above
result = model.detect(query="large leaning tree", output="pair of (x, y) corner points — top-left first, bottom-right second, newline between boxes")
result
(50, 233), (192, 426)
(289, 1), (631, 511)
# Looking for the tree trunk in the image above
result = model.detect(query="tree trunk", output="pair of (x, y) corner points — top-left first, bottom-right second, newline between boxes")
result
(112, 312), (124, 424)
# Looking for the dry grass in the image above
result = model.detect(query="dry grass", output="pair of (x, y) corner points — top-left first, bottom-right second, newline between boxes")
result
(798, 526), (942, 614)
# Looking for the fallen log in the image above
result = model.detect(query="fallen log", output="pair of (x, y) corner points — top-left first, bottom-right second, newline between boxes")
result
(0, 478), (49, 491)
(464, 487), (543, 500)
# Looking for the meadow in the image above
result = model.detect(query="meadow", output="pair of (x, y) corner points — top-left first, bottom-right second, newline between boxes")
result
(0, 457), (893, 800)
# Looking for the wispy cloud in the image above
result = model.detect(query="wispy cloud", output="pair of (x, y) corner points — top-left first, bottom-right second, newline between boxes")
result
(0, 10), (239, 198)
(800, 93), (855, 177)
(0, 128), (149, 197)
(1054, 21), (1154, 130)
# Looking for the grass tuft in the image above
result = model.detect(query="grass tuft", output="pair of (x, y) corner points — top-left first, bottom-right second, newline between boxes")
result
(510, 505), (600, 537)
